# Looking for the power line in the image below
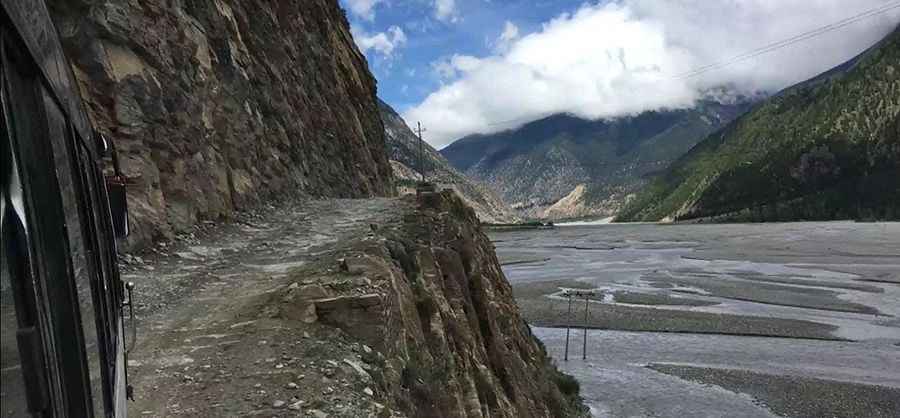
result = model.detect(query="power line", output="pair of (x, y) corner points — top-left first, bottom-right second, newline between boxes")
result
(677, 1), (900, 79)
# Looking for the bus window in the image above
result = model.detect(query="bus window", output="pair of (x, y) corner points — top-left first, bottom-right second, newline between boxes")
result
(2, 29), (53, 417)
(1, 116), (31, 418)
(76, 139), (120, 409)
(0, 258), (30, 417)
(41, 86), (104, 417)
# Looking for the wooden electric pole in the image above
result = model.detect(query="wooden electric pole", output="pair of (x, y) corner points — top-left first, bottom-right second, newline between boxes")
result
(564, 292), (572, 361)
(583, 293), (589, 360)
(562, 290), (595, 362)
(416, 122), (427, 182)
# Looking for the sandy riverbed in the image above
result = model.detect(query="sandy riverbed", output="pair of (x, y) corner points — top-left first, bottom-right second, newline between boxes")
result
(496, 221), (900, 418)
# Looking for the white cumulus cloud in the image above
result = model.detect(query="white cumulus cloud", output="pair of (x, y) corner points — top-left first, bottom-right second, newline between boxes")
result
(434, 0), (459, 23)
(352, 25), (408, 58)
(500, 21), (519, 42)
(492, 20), (520, 52)
(344, 0), (385, 21)
(404, 0), (900, 148)
(432, 54), (482, 80)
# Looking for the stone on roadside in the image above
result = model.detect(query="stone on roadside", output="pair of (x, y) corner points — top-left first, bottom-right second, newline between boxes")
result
(340, 257), (369, 274)
(343, 359), (372, 381)
(175, 251), (202, 261)
(282, 284), (328, 302)
(273, 400), (285, 408)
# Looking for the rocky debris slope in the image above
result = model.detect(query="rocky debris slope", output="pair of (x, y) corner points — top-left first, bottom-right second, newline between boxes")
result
(541, 184), (594, 220)
(48, 0), (393, 250)
(440, 101), (755, 220)
(380, 100), (518, 223)
(122, 194), (584, 417)
(617, 27), (900, 223)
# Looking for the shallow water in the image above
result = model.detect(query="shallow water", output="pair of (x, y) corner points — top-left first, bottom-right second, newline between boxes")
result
(493, 221), (900, 417)
(533, 327), (900, 418)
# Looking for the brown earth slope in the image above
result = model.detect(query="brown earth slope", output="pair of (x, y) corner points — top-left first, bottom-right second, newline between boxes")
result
(123, 192), (585, 417)
(48, 0), (394, 250)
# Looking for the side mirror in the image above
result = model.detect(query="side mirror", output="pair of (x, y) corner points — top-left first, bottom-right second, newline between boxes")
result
(106, 175), (129, 238)
(97, 132), (129, 238)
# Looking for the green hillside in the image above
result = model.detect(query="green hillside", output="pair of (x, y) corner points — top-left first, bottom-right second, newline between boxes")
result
(616, 27), (900, 223)
(440, 100), (753, 219)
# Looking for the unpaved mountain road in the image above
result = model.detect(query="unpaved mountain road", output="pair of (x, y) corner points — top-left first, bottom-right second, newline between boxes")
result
(120, 198), (407, 417)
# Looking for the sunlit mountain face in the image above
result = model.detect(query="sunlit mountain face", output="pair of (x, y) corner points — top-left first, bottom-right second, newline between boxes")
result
(438, 94), (758, 220)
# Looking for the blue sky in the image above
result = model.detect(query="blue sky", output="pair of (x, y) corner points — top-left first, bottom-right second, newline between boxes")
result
(340, 0), (900, 147)
(341, 0), (588, 112)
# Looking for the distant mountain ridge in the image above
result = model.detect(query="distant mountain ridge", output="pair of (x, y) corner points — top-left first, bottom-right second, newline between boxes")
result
(379, 100), (518, 223)
(616, 26), (900, 223)
(440, 99), (756, 219)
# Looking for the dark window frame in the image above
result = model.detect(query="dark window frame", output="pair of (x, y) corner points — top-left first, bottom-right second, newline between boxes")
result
(1, 15), (121, 417)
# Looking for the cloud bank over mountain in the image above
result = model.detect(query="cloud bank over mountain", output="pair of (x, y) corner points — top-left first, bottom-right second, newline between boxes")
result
(403, 0), (900, 148)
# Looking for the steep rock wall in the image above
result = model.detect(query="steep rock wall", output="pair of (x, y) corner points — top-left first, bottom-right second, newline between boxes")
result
(48, 0), (393, 249)
(278, 191), (585, 417)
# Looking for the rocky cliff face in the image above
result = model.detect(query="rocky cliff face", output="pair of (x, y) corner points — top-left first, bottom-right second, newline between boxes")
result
(380, 100), (518, 223)
(120, 192), (583, 417)
(48, 0), (394, 249)
(289, 190), (584, 417)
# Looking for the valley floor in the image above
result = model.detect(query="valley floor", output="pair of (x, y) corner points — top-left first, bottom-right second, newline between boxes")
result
(495, 222), (900, 418)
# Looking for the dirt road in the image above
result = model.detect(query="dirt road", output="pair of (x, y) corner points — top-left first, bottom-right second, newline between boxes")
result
(121, 198), (406, 417)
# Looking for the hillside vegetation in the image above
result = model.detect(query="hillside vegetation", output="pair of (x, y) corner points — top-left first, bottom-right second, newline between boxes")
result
(617, 27), (900, 223)
(440, 101), (753, 219)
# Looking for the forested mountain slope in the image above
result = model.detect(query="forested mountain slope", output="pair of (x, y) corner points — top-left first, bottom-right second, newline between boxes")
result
(617, 26), (900, 222)
(440, 100), (754, 220)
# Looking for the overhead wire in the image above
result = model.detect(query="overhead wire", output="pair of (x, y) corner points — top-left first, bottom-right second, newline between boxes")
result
(480, 2), (900, 129)
(676, 1), (900, 79)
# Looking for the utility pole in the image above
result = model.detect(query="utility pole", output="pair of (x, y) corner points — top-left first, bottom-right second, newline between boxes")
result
(564, 292), (572, 362)
(562, 290), (594, 361)
(583, 293), (589, 360)
(416, 122), (427, 183)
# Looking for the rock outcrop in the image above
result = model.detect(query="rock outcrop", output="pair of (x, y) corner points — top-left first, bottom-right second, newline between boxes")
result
(379, 99), (518, 224)
(276, 191), (585, 417)
(541, 184), (591, 220)
(121, 193), (584, 416)
(48, 0), (394, 249)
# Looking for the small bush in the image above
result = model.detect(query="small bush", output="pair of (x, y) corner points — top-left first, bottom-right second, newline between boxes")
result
(553, 370), (580, 397)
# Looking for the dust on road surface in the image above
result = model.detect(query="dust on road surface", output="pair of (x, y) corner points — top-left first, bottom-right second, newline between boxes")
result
(121, 198), (406, 417)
